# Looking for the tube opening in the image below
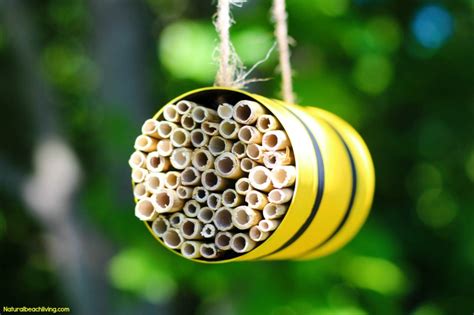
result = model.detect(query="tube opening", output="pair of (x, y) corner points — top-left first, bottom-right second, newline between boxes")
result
(215, 232), (231, 249)
(209, 137), (227, 155)
(214, 208), (233, 230)
(197, 207), (214, 223)
(136, 199), (154, 218)
(163, 229), (182, 248)
(181, 115), (195, 130)
(201, 224), (216, 238)
(163, 105), (179, 122)
(165, 172), (179, 189)
(152, 217), (169, 236)
(171, 129), (189, 147)
(181, 167), (199, 185)
(158, 122), (174, 138)
(191, 130), (206, 147)
(235, 104), (251, 122)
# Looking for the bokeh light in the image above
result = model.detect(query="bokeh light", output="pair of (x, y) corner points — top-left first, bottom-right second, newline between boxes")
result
(159, 20), (216, 83)
(315, 0), (349, 16)
(465, 149), (474, 182)
(233, 27), (274, 65)
(352, 54), (393, 94)
(412, 5), (454, 49)
(416, 189), (458, 228)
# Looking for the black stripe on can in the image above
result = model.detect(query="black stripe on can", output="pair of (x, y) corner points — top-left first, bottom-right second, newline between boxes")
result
(298, 120), (357, 257)
(256, 105), (325, 259)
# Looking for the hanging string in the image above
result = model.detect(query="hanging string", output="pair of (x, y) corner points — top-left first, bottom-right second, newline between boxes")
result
(214, 0), (246, 87)
(272, 0), (295, 104)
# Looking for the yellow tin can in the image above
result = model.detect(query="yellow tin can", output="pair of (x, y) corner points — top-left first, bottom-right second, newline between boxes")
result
(138, 87), (375, 262)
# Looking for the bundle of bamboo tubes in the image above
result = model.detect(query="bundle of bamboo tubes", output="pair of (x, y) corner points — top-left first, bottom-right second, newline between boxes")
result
(129, 99), (296, 260)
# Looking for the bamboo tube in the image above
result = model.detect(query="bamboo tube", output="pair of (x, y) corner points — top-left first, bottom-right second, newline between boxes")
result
(197, 207), (215, 224)
(271, 165), (296, 188)
(214, 152), (243, 179)
(218, 119), (240, 139)
(145, 173), (166, 193)
(214, 207), (234, 231)
(146, 152), (170, 173)
(262, 203), (288, 220)
(191, 106), (219, 123)
(274, 147), (294, 165)
(232, 206), (262, 230)
(201, 121), (219, 136)
(181, 114), (196, 131)
(141, 119), (160, 138)
(200, 243), (219, 259)
(190, 129), (209, 147)
(180, 218), (203, 239)
(157, 121), (177, 138)
(169, 212), (186, 228)
(245, 190), (268, 210)
(201, 170), (229, 191)
(240, 158), (258, 173)
(183, 200), (200, 217)
(233, 100), (265, 125)
(217, 103), (234, 120)
(192, 186), (209, 203)
(207, 193), (222, 210)
(171, 128), (191, 147)
(152, 216), (170, 237)
(222, 189), (243, 208)
(231, 141), (247, 159)
(129, 151), (147, 169)
(133, 183), (149, 200)
(248, 166), (274, 192)
(201, 223), (216, 238)
(256, 114), (281, 133)
(249, 226), (269, 242)
(162, 228), (183, 249)
(170, 148), (192, 170)
(246, 143), (265, 163)
(134, 135), (158, 152)
(258, 219), (280, 232)
(235, 178), (252, 195)
(191, 148), (214, 172)
(215, 231), (233, 250)
(238, 126), (262, 144)
(177, 185), (193, 199)
(268, 188), (293, 204)
(164, 171), (181, 189)
(176, 100), (196, 115)
(157, 139), (173, 157)
(181, 241), (202, 259)
(153, 189), (184, 213)
(163, 104), (180, 122)
(181, 167), (201, 186)
(262, 130), (290, 151)
(208, 136), (232, 156)
(135, 198), (157, 221)
(131, 168), (148, 183)
(230, 233), (256, 253)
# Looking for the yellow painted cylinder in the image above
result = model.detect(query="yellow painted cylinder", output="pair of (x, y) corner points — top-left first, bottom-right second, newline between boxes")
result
(139, 87), (375, 263)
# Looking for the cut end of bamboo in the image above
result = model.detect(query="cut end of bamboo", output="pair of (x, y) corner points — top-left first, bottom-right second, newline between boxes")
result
(215, 231), (233, 250)
(256, 114), (281, 133)
(262, 130), (290, 151)
(183, 200), (200, 217)
(197, 207), (215, 224)
(233, 100), (265, 125)
(190, 129), (209, 148)
(219, 120), (240, 139)
(207, 193), (222, 210)
(135, 198), (157, 221)
(192, 186), (209, 203)
(249, 166), (273, 192)
(214, 207), (234, 231)
(170, 148), (192, 170)
(202, 169), (228, 191)
(163, 105), (180, 122)
(217, 103), (233, 120)
(152, 216), (170, 237)
(181, 241), (202, 259)
(163, 228), (183, 249)
(230, 233), (256, 253)
(129, 151), (147, 169)
(180, 218), (203, 239)
(268, 188), (293, 204)
(176, 100), (196, 115)
(201, 223), (216, 238)
(215, 152), (242, 179)
(235, 178), (251, 195)
(200, 243), (219, 259)
(233, 206), (262, 230)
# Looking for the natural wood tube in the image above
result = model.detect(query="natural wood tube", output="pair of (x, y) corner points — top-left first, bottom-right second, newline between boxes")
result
(214, 152), (243, 179)
(170, 148), (192, 170)
(230, 233), (256, 253)
(181, 241), (202, 259)
(268, 188), (293, 204)
(233, 100), (265, 125)
(157, 121), (177, 138)
(170, 128), (191, 147)
(152, 216), (170, 237)
(141, 119), (160, 138)
(217, 103), (233, 120)
(213, 207), (234, 231)
(232, 206), (262, 230)
(240, 158), (258, 173)
(192, 186), (209, 203)
(190, 129), (209, 147)
(146, 152), (170, 172)
(231, 141), (247, 159)
(131, 168), (148, 183)
(145, 173), (166, 194)
(246, 143), (265, 163)
(135, 198), (157, 221)
(263, 203), (287, 220)
(215, 231), (233, 250)
(263, 148), (294, 168)
(219, 119), (240, 139)
(208, 136), (232, 156)
(245, 190), (269, 210)
(201, 121), (219, 136)
(133, 183), (149, 200)
(183, 200), (200, 217)
(256, 114), (281, 133)
(238, 126), (262, 144)
(235, 178), (251, 195)
(207, 193), (222, 210)
(201, 170), (229, 191)
(153, 189), (183, 213)
(169, 212), (186, 228)
(271, 165), (296, 188)
(197, 207), (215, 224)
(180, 167), (201, 186)
(201, 223), (216, 238)
(249, 166), (274, 192)
(191, 149), (214, 172)
(200, 243), (219, 259)
(258, 219), (280, 232)
(180, 218), (203, 240)
(129, 151), (147, 169)
(164, 171), (181, 189)
(176, 100), (196, 115)
(134, 135), (157, 152)
(177, 185), (193, 199)
(262, 130), (290, 151)
(157, 139), (173, 157)
(181, 114), (196, 131)
(191, 106), (218, 123)
(222, 189), (243, 208)
(249, 226), (269, 242)
(163, 104), (180, 122)
(162, 228), (184, 249)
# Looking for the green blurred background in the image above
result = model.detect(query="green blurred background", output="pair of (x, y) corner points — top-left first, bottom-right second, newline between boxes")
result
(0, 0), (473, 314)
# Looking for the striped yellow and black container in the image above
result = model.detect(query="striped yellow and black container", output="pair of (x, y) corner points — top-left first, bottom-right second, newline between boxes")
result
(140, 87), (375, 262)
